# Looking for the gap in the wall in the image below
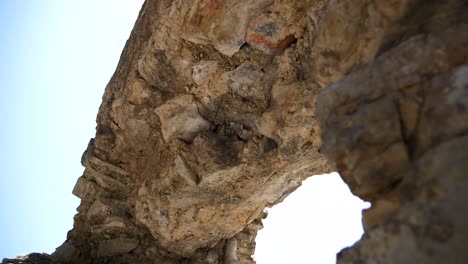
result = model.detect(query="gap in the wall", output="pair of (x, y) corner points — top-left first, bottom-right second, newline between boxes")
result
(254, 172), (370, 264)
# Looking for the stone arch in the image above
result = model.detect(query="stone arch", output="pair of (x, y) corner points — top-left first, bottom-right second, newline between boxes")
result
(5, 0), (468, 263)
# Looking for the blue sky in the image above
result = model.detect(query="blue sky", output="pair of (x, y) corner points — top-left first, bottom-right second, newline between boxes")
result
(0, 1), (368, 262)
(0, 0), (143, 258)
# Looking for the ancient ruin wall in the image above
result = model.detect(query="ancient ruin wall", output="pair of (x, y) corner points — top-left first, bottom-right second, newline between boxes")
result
(3, 0), (468, 263)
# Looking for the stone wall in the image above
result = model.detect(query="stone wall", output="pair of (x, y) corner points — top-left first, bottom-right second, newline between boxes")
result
(3, 0), (467, 263)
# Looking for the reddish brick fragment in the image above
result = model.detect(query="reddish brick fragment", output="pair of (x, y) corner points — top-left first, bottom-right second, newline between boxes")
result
(246, 13), (296, 55)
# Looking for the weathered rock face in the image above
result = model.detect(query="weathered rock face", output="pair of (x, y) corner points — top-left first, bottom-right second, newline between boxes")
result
(319, 24), (468, 264)
(4, 0), (467, 263)
(315, 1), (468, 263)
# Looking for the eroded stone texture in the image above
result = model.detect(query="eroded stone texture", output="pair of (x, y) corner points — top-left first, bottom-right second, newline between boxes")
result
(180, 0), (275, 56)
(246, 12), (296, 55)
(4, 0), (468, 263)
(318, 23), (468, 264)
(155, 94), (211, 142)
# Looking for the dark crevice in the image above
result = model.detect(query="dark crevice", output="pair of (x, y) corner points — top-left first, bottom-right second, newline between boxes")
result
(263, 137), (278, 152)
(394, 100), (415, 160)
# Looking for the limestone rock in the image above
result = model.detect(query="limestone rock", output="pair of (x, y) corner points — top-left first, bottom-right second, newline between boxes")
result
(318, 23), (468, 264)
(97, 238), (139, 257)
(72, 176), (99, 199)
(137, 48), (178, 91)
(192, 60), (219, 86)
(180, 0), (275, 56)
(246, 12), (296, 55)
(51, 242), (77, 262)
(155, 95), (211, 142)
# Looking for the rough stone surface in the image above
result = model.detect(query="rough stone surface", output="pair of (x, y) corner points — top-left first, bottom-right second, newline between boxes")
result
(155, 94), (211, 142)
(317, 20), (468, 264)
(97, 238), (139, 257)
(246, 12), (296, 55)
(4, 0), (468, 263)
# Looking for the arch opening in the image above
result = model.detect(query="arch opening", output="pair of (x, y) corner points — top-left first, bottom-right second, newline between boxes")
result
(254, 173), (370, 264)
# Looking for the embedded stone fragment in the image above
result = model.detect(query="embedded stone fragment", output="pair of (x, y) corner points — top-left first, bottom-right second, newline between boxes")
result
(91, 217), (128, 236)
(246, 12), (296, 55)
(155, 95), (211, 142)
(124, 118), (151, 150)
(181, 0), (274, 56)
(137, 48), (178, 91)
(222, 62), (272, 110)
(174, 155), (199, 189)
(83, 166), (126, 193)
(127, 79), (150, 105)
(86, 199), (117, 223)
(198, 165), (244, 190)
(81, 146), (130, 183)
(193, 61), (274, 140)
(135, 185), (172, 241)
(97, 238), (139, 257)
(85, 153), (129, 177)
(192, 60), (219, 86)
(224, 238), (238, 264)
(72, 176), (99, 199)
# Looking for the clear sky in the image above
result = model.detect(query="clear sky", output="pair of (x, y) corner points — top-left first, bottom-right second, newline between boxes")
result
(0, 0), (144, 258)
(254, 173), (369, 264)
(0, 1), (368, 262)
